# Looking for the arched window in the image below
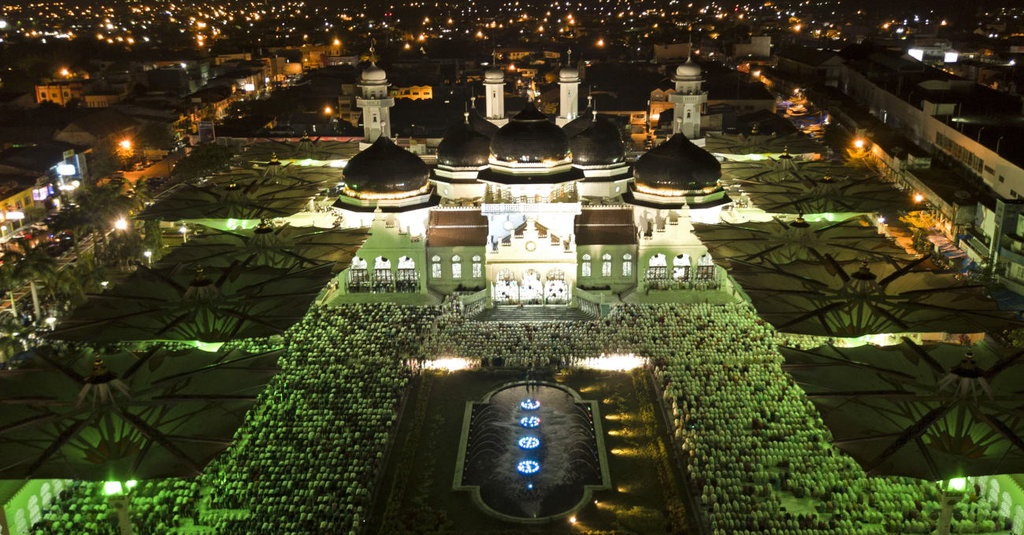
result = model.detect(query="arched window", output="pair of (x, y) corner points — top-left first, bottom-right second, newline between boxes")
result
(431, 255), (442, 279)
(622, 253), (633, 277)
(602, 253), (612, 277)
(452, 255), (463, 279)
(472, 255), (483, 278)
(581, 253), (592, 278)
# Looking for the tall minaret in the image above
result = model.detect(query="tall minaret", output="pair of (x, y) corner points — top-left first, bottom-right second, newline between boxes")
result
(483, 50), (508, 127)
(556, 49), (581, 127)
(668, 55), (706, 139)
(356, 50), (394, 145)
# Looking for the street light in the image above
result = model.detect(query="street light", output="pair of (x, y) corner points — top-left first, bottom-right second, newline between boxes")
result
(114, 218), (128, 231)
(179, 225), (188, 243)
(118, 139), (132, 151)
(143, 250), (152, 266)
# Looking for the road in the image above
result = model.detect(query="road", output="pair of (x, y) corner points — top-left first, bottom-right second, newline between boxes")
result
(123, 150), (184, 186)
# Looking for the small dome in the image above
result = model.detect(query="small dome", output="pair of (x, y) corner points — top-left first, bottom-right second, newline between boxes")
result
(484, 68), (505, 83)
(490, 102), (570, 164)
(634, 134), (721, 192)
(437, 115), (492, 168)
(570, 114), (625, 165)
(559, 66), (580, 81)
(343, 136), (429, 196)
(675, 58), (702, 79)
(361, 63), (387, 83)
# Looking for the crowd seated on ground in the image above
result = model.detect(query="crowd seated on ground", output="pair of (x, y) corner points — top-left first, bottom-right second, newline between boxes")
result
(26, 302), (1012, 534)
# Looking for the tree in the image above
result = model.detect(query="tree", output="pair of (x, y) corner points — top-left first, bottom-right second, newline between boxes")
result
(171, 143), (234, 182)
(136, 121), (176, 152)
(0, 312), (28, 363)
(86, 142), (119, 182)
(6, 247), (57, 322)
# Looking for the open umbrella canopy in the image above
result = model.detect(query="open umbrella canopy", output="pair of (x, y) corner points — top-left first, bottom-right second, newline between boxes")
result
(721, 159), (917, 215)
(153, 220), (367, 272)
(704, 132), (825, 160)
(137, 176), (323, 222)
(49, 262), (332, 343)
(781, 338), (1024, 480)
(728, 257), (1019, 337)
(0, 344), (282, 480)
(209, 157), (342, 189)
(693, 215), (912, 265)
(242, 136), (363, 163)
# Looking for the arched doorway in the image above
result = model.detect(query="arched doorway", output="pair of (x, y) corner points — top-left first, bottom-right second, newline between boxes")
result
(397, 256), (418, 293)
(494, 269), (519, 304)
(373, 256), (393, 292)
(672, 254), (691, 282)
(520, 269), (543, 304)
(348, 256), (369, 292)
(544, 269), (568, 304)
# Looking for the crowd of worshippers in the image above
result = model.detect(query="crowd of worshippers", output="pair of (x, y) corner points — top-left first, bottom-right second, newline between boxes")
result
(25, 303), (1011, 534)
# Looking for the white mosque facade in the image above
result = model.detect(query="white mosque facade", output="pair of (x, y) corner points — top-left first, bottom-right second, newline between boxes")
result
(330, 61), (727, 307)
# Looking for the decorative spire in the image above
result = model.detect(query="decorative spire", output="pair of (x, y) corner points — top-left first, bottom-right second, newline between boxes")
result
(566, 47), (572, 66)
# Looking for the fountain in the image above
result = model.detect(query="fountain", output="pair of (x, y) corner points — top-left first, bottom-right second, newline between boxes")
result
(454, 381), (610, 523)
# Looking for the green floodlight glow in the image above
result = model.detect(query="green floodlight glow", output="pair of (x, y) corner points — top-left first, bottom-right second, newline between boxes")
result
(124, 480), (137, 490)
(946, 477), (967, 493)
(191, 340), (225, 352)
(103, 481), (123, 496)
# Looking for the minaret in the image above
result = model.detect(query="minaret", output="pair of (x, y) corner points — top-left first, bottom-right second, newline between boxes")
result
(668, 55), (706, 139)
(356, 48), (394, 145)
(556, 49), (581, 127)
(483, 50), (508, 127)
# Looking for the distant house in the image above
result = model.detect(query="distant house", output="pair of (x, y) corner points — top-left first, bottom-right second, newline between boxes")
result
(54, 109), (138, 148)
(775, 46), (844, 87)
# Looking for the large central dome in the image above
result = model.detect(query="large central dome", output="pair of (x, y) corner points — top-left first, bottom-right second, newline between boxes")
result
(342, 136), (430, 197)
(490, 102), (570, 164)
(633, 134), (721, 193)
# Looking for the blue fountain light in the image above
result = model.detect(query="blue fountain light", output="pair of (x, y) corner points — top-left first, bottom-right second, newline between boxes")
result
(518, 436), (541, 450)
(519, 416), (541, 428)
(517, 460), (541, 475)
(520, 398), (541, 410)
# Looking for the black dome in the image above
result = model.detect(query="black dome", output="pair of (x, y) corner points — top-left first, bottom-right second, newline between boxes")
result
(490, 102), (570, 164)
(437, 117), (492, 168)
(634, 134), (721, 192)
(570, 114), (625, 165)
(343, 136), (429, 195)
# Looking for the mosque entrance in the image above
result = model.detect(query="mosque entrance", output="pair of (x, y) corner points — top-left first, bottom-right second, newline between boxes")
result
(544, 270), (569, 304)
(519, 270), (543, 305)
(494, 269), (520, 304)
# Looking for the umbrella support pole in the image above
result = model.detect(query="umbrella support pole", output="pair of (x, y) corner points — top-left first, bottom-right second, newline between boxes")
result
(936, 492), (960, 535)
(108, 495), (136, 535)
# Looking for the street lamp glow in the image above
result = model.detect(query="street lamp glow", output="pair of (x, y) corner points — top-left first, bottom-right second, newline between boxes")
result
(852, 138), (866, 149)
(118, 139), (132, 151)
(323, 105), (333, 115)
(913, 193), (925, 203)
(103, 481), (124, 496)
(946, 477), (967, 492)
(114, 218), (128, 231)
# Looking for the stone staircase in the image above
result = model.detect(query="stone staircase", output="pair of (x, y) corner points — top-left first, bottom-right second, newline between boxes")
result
(471, 305), (596, 322)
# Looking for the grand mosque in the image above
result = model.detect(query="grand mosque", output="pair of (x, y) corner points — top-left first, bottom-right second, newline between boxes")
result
(330, 58), (729, 307)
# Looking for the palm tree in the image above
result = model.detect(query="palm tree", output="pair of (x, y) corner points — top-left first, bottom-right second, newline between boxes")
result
(8, 247), (57, 322)
(42, 264), (87, 310)
(0, 312), (28, 363)
(0, 261), (19, 317)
